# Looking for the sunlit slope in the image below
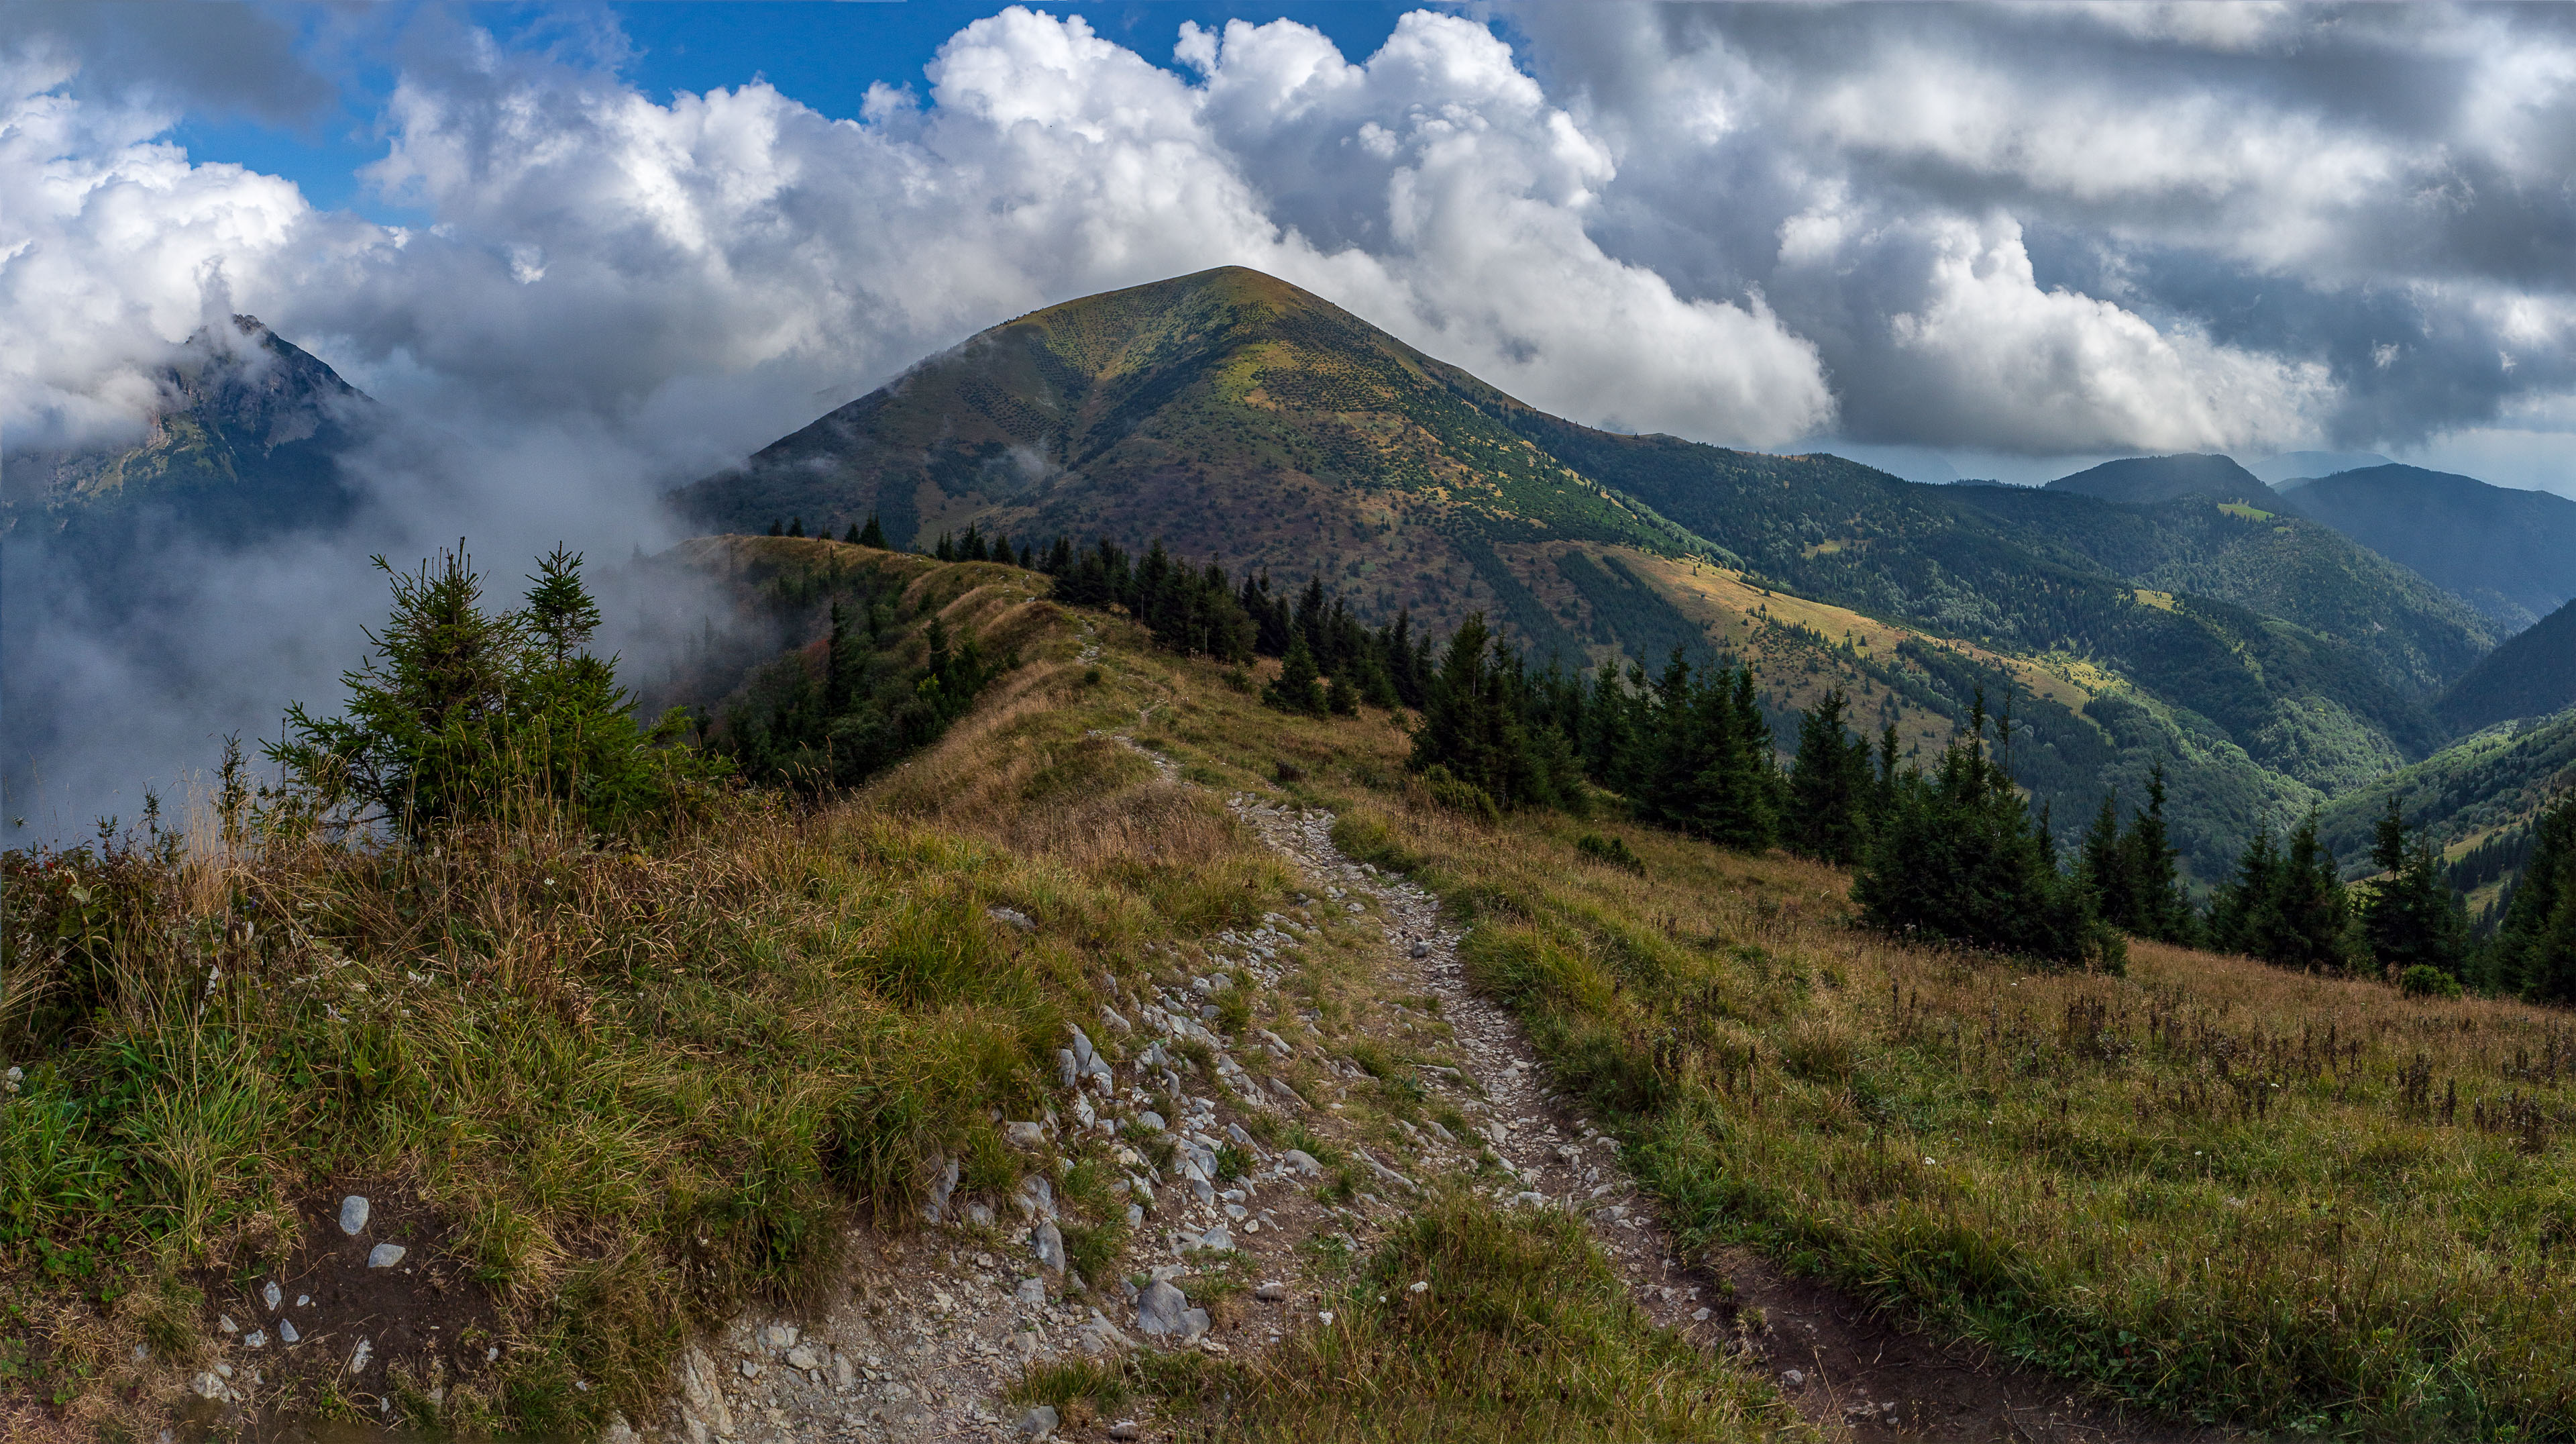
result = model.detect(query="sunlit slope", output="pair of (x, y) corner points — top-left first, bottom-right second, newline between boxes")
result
(674, 266), (1685, 658)
(678, 266), (2500, 879)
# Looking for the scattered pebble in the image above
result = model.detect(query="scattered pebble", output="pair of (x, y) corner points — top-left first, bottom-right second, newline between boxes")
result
(338, 1195), (370, 1235)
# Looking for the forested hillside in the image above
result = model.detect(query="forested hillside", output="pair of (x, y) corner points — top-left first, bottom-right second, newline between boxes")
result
(2438, 594), (2576, 735)
(676, 266), (2508, 882)
(2275, 464), (2576, 628)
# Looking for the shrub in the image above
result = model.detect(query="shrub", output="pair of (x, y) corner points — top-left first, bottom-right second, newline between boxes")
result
(1416, 765), (1501, 826)
(2400, 964), (2463, 999)
(1574, 833), (1646, 874)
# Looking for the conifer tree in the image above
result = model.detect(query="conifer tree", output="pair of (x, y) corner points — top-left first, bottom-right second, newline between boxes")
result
(2274, 813), (2355, 972)
(1265, 633), (1328, 716)
(934, 533), (955, 561)
(267, 544), (723, 839)
(1406, 613), (1565, 811)
(1786, 688), (1874, 865)
(857, 513), (888, 549)
(1326, 672), (1360, 716)
(787, 517), (805, 537)
(1853, 697), (2112, 967)
(844, 522), (862, 544)
(767, 519), (784, 536)
(2492, 794), (2576, 1001)
(2360, 796), (2471, 982)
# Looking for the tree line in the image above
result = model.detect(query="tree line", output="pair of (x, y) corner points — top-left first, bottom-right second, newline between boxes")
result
(802, 519), (2575, 1000)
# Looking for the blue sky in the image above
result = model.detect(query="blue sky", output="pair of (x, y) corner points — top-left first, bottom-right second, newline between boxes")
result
(179, 3), (1438, 221)
(13, 1), (2576, 492)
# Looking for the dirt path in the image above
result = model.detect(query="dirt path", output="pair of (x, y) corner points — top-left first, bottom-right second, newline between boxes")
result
(611, 733), (2220, 1444)
(1225, 797), (2226, 1444)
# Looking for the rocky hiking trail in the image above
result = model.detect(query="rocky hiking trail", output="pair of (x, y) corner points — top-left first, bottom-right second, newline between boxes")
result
(1226, 793), (2222, 1444)
(585, 734), (2222, 1444)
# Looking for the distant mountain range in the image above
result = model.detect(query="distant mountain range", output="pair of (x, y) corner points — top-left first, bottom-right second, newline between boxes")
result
(2439, 595), (2576, 735)
(674, 266), (2528, 879)
(2272, 465), (2576, 629)
(1, 315), (370, 553)
(15, 274), (2568, 888)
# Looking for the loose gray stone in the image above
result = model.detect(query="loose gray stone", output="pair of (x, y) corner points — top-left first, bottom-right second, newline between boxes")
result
(1194, 1225), (1232, 1252)
(1136, 1280), (1191, 1337)
(278, 1319), (301, 1345)
(262, 1280), (282, 1311)
(785, 1345), (822, 1372)
(987, 907), (1037, 932)
(1283, 1149), (1324, 1178)
(347, 1338), (373, 1374)
(1108, 1423), (1142, 1441)
(1134, 1111), (1166, 1133)
(1005, 1121), (1046, 1149)
(924, 1155), (962, 1222)
(338, 1195), (370, 1235)
(1409, 941), (1432, 959)
(1017, 1404), (1059, 1437)
(367, 1243), (407, 1269)
(1254, 1282), (1288, 1302)
(244, 1329), (268, 1349)
(1033, 1220), (1067, 1275)
(1057, 1049), (1079, 1087)
(1016, 1277), (1048, 1306)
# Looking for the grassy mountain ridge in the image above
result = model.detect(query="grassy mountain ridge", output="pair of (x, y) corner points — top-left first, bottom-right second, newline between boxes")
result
(675, 266), (2504, 880)
(672, 266), (1683, 646)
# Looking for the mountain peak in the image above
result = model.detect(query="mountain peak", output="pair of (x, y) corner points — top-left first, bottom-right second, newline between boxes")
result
(2043, 453), (2270, 506)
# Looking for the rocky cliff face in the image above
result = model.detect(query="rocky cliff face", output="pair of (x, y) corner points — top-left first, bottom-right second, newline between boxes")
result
(3, 315), (370, 549)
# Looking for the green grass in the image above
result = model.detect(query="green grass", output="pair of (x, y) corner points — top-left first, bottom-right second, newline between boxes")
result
(1012, 1194), (1787, 1443)
(1326, 786), (2576, 1439)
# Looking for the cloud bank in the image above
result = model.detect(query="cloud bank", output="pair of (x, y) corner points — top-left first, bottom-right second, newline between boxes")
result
(9, 2), (2576, 831)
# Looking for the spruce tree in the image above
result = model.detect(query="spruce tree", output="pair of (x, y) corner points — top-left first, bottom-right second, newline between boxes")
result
(767, 519), (784, 536)
(1263, 633), (1328, 716)
(857, 513), (888, 548)
(267, 544), (722, 839)
(2273, 812), (2356, 973)
(2360, 796), (2471, 982)
(1326, 672), (1360, 716)
(1852, 697), (2112, 967)
(787, 517), (805, 537)
(1786, 688), (1874, 865)
(2493, 794), (2576, 1001)
(1407, 613), (1552, 810)
(844, 522), (862, 544)
(2209, 829), (2283, 957)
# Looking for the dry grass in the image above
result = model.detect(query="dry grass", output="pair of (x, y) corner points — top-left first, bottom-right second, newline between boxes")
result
(0, 580), (1305, 1437)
